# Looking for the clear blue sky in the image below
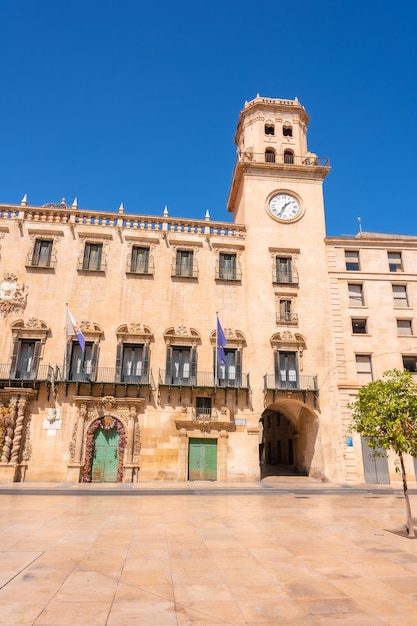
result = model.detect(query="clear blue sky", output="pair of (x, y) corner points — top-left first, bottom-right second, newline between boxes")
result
(1, 0), (415, 236)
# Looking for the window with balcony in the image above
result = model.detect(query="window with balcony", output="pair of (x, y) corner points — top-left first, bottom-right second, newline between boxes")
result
(116, 344), (149, 383)
(218, 252), (238, 280)
(397, 319), (413, 335)
(30, 239), (53, 268)
(10, 339), (41, 380)
(217, 349), (242, 387)
(67, 342), (98, 381)
(352, 318), (368, 334)
(277, 299), (297, 324)
(392, 284), (408, 307)
(82, 243), (103, 271)
(265, 148), (276, 163)
(388, 252), (403, 272)
(275, 257), (296, 284)
(284, 150), (294, 164)
(356, 354), (373, 383)
(345, 250), (360, 271)
(274, 351), (298, 389)
(196, 396), (212, 418)
(130, 246), (150, 274)
(165, 346), (197, 385)
(264, 124), (275, 136)
(403, 356), (417, 373)
(174, 250), (194, 277)
(348, 283), (364, 306)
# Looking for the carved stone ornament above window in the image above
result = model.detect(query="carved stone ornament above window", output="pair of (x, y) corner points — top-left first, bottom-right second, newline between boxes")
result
(164, 326), (201, 346)
(0, 274), (28, 318)
(10, 318), (50, 343)
(116, 323), (153, 346)
(209, 328), (246, 348)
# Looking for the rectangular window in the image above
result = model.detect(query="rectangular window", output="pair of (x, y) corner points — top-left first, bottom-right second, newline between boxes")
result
(388, 252), (403, 272)
(392, 285), (408, 307)
(219, 253), (237, 280)
(356, 355), (372, 383)
(403, 356), (417, 373)
(121, 344), (145, 383)
(352, 318), (367, 334)
(165, 346), (197, 385)
(275, 257), (294, 283)
(12, 340), (41, 379)
(196, 397), (212, 418)
(275, 351), (298, 389)
(217, 349), (241, 387)
(32, 239), (53, 267)
(397, 319), (413, 335)
(279, 299), (293, 323)
(175, 250), (194, 277)
(345, 250), (360, 271)
(69, 342), (95, 381)
(83, 243), (103, 271)
(130, 246), (150, 274)
(348, 283), (364, 306)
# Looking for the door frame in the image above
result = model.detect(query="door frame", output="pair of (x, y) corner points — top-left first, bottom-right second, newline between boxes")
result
(82, 416), (127, 482)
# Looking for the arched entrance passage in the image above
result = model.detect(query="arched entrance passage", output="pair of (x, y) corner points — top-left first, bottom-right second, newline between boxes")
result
(259, 399), (320, 479)
(82, 416), (127, 483)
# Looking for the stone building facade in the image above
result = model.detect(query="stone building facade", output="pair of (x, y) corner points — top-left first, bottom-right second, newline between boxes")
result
(0, 95), (415, 484)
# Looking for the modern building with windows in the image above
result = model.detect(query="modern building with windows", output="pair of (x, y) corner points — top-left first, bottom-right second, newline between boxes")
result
(0, 95), (416, 485)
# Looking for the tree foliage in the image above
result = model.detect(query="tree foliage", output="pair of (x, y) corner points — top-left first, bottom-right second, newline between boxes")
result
(350, 369), (417, 457)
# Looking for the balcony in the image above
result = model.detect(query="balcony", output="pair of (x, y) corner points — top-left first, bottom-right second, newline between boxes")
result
(171, 260), (199, 279)
(0, 363), (54, 396)
(55, 366), (155, 395)
(273, 269), (299, 285)
(264, 373), (318, 404)
(175, 406), (236, 433)
(158, 370), (250, 389)
(126, 256), (155, 276)
(25, 253), (57, 269)
(215, 263), (242, 281)
(276, 312), (298, 324)
(239, 152), (330, 167)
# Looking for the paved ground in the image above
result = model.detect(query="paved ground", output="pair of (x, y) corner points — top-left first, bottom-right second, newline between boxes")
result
(1, 478), (417, 625)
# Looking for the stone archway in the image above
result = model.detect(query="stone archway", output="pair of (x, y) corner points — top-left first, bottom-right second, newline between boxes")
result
(259, 399), (321, 479)
(82, 416), (127, 483)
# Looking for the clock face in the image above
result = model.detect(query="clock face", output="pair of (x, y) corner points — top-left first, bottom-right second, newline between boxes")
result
(269, 193), (301, 221)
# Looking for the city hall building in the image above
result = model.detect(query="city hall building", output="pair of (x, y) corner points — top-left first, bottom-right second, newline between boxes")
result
(0, 95), (416, 485)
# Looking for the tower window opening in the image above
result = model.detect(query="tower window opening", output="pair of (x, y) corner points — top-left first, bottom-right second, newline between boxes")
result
(283, 126), (293, 137)
(265, 124), (275, 136)
(284, 150), (294, 164)
(265, 148), (276, 163)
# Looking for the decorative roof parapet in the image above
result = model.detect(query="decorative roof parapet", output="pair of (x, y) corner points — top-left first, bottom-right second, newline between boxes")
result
(0, 203), (246, 240)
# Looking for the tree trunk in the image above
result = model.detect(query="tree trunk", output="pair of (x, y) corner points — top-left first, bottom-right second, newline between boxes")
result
(399, 451), (415, 537)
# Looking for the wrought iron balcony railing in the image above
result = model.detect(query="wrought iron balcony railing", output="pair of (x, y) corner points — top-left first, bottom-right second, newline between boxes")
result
(239, 152), (330, 167)
(263, 374), (318, 392)
(276, 312), (298, 324)
(126, 255), (155, 275)
(0, 363), (54, 382)
(25, 253), (57, 269)
(159, 370), (250, 388)
(273, 269), (299, 285)
(55, 366), (154, 387)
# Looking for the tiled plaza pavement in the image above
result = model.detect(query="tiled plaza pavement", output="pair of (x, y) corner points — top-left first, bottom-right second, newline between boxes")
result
(0, 480), (417, 625)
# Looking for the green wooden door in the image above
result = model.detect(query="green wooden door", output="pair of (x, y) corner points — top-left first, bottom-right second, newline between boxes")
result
(188, 438), (217, 481)
(91, 428), (120, 482)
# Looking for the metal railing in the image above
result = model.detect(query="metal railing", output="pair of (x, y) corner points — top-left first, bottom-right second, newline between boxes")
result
(273, 269), (299, 285)
(171, 259), (199, 278)
(215, 262), (242, 281)
(55, 366), (154, 386)
(126, 256), (155, 275)
(191, 407), (220, 421)
(0, 363), (54, 382)
(25, 253), (57, 269)
(239, 152), (330, 167)
(263, 374), (318, 392)
(159, 370), (250, 388)
(276, 312), (298, 324)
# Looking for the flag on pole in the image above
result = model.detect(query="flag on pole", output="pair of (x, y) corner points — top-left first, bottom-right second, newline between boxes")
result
(217, 315), (227, 366)
(66, 306), (85, 352)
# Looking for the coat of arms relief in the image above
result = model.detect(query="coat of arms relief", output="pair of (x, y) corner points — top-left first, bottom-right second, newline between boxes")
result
(0, 273), (28, 317)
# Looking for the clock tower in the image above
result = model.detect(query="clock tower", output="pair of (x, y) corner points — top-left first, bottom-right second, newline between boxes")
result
(226, 96), (339, 482)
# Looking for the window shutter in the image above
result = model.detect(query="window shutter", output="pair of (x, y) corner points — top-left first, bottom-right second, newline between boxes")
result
(142, 346), (150, 382)
(115, 344), (123, 382)
(273, 351), (280, 387)
(65, 342), (72, 379)
(165, 347), (172, 384)
(235, 350), (242, 386)
(29, 341), (41, 378)
(90, 344), (99, 381)
(190, 347), (197, 384)
(10, 339), (21, 378)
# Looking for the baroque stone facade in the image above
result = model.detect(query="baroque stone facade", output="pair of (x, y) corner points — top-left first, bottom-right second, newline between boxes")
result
(0, 95), (415, 485)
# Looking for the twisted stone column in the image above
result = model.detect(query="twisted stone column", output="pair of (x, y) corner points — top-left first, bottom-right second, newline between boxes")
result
(1, 397), (17, 463)
(10, 397), (27, 463)
(127, 406), (136, 464)
(74, 404), (87, 463)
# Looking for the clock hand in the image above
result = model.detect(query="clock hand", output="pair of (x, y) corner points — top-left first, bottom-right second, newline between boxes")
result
(278, 201), (291, 216)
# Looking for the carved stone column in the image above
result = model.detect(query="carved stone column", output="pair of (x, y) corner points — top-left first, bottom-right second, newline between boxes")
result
(10, 396), (27, 463)
(123, 405), (137, 483)
(1, 396), (17, 463)
(67, 403), (87, 482)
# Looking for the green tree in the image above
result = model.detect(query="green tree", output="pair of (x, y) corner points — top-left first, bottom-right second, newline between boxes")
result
(349, 369), (417, 537)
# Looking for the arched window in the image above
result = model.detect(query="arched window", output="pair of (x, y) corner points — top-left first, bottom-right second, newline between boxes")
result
(284, 150), (294, 164)
(265, 148), (276, 163)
